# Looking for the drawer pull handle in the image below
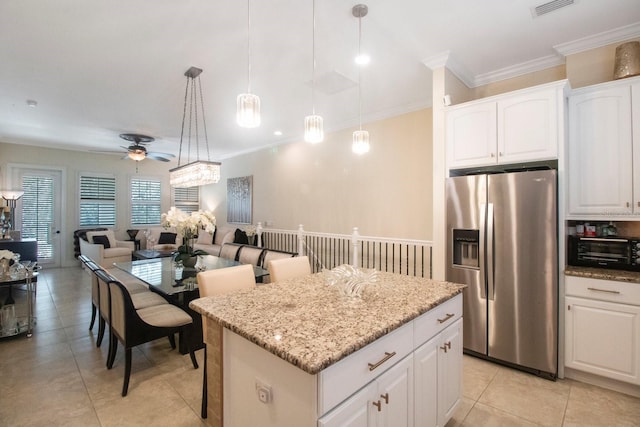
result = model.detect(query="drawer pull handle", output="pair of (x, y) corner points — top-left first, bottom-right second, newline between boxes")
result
(372, 400), (382, 412)
(587, 287), (620, 295)
(368, 351), (397, 371)
(440, 341), (452, 353)
(381, 393), (389, 404)
(438, 313), (455, 324)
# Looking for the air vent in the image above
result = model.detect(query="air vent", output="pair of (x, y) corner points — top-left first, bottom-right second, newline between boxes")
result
(532, 0), (574, 17)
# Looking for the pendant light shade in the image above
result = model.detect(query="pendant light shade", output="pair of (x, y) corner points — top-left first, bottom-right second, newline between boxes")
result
(305, 0), (323, 143)
(237, 93), (261, 128)
(352, 4), (370, 155)
(169, 66), (221, 188)
(237, 0), (261, 128)
(304, 114), (324, 144)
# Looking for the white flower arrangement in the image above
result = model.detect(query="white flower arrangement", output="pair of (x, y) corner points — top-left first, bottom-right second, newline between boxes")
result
(243, 225), (257, 237)
(161, 207), (216, 240)
(0, 249), (15, 260)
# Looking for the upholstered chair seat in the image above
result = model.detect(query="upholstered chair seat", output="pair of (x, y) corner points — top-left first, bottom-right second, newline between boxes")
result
(267, 255), (311, 283)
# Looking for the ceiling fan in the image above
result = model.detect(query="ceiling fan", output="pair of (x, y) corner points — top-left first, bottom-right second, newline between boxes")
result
(118, 133), (175, 162)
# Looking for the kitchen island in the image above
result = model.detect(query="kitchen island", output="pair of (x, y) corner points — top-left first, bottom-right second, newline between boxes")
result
(190, 271), (465, 427)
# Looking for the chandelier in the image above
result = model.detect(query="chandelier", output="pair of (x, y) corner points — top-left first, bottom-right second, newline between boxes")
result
(169, 67), (221, 188)
(237, 0), (261, 128)
(304, 0), (323, 143)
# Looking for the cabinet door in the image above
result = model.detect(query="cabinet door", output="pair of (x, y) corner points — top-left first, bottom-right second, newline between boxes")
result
(414, 335), (438, 427)
(318, 382), (377, 427)
(568, 85), (633, 215)
(437, 319), (463, 427)
(497, 87), (558, 163)
(565, 296), (640, 385)
(446, 101), (497, 169)
(632, 83), (640, 213)
(377, 355), (414, 427)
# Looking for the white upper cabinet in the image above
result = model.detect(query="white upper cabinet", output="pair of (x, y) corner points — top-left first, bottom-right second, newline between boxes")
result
(567, 78), (639, 217)
(446, 81), (566, 169)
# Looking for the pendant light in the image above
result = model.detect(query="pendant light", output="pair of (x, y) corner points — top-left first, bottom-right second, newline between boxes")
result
(169, 67), (221, 188)
(304, 0), (323, 143)
(352, 4), (370, 154)
(237, 0), (261, 128)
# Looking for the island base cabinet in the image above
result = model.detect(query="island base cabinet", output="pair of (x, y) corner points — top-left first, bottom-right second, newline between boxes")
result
(318, 354), (414, 427)
(414, 318), (463, 427)
(565, 296), (640, 385)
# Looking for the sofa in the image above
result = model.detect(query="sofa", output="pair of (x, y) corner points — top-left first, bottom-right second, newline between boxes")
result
(142, 227), (183, 251)
(193, 226), (236, 256)
(79, 229), (134, 266)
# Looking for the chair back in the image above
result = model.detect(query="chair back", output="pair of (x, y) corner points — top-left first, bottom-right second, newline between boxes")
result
(94, 269), (133, 339)
(261, 249), (296, 269)
(197, 264), (255, 297)
(219, 243), (243, 261)
(267, 256), (311, 283)
(237, 245), (265, 267)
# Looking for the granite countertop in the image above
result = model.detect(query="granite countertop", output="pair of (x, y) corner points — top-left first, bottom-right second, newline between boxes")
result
(189, 271), (466, 375)
(565, 266), (640, 284)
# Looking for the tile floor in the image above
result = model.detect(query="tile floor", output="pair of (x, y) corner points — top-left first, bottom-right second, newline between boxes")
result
(1, 266), (639, 426)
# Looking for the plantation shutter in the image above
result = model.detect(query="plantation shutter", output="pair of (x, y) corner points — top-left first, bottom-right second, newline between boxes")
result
(21, 175), (54, 259)
(131, 178), (161, 225)
(172, 186), (200, 214)
(79, 175), (116, 227)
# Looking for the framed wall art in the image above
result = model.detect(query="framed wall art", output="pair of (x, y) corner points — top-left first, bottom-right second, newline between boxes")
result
(227, 175), (252, 224)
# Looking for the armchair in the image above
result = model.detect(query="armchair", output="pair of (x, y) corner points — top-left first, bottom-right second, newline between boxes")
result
(79, 230), (134, 266)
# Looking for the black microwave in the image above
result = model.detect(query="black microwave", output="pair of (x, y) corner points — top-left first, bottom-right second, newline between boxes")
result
(568, 236), (640, 272)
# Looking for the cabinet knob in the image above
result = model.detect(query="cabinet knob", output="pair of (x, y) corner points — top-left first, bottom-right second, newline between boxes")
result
(627, 202), (630, 208)
(380, 393), (389, 404)
(440, 341), (452, 353)
(490, 153), (495, 158)
(372, 400), (382, 412)
(499, 152), (503, 156)
(637, 201), (640, 208)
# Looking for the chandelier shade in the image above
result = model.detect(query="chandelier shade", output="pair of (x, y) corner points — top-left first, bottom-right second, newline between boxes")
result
(352, 130), (370, 154)
(237, 93), (261, 128)
(127, 150), (146, 161)
(169, 66), (220, 187)
(304, 114), (324, 144)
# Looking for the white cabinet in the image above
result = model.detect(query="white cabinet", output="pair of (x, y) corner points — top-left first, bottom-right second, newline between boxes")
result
(565, 276), (640, 385)
(567, 80), (637, 216)
(414, 318), (463, 427)
(319, 355), (414, 427)
(446, 81), (565, 169)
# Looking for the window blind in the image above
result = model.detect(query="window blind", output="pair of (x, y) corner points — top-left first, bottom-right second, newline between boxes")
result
(131, 178), (161, 225)
(172, 186), (200, 214)
(79, 175), (116, 227)
(21, 175), (54, 259)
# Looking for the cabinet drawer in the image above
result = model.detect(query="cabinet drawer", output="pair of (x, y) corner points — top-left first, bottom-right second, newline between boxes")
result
(565, 275), (640, 306)
(414, 294), (463, 348)
(317, 321), (413, 416)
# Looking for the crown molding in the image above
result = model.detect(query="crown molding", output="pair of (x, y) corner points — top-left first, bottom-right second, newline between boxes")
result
(422, 51), (475, 88)
(473, 54), (566, 87)
(554, 22), (640, 56)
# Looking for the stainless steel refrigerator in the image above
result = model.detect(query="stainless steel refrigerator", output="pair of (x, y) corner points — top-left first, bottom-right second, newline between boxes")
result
(445, 169), (558, 378)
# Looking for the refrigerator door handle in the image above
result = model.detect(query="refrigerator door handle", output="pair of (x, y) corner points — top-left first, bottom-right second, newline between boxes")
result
(487, 202), (495, 301)
(479, 203), (487, 299)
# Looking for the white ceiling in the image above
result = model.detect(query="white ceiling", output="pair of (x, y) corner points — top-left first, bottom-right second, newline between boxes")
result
(1, 0), (640, 161)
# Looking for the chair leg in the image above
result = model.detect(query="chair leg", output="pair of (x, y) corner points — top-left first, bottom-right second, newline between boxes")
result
(89, 304), (97, 330)
(107, 333), (118, 369)
(186, 326), (198, 369)
(122, 347), (132, 397)
(201, 345), (207, 419)
(97, 316), (105, 347)
(168, 333), (176, 349)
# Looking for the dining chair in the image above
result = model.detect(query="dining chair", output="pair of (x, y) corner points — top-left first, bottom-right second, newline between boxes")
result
(237, 245), (265, 267)
(267, 255), (312, 283)
(218, 243), (244, 261)
(260, 249), (296, 283)
(78, 255), (99, 330)
(196, 263), (256, 418)
(94, 269), (199, 397)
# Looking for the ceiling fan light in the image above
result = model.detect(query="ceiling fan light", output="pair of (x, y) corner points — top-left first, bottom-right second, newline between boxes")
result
(237, 93), (261, 128)
(128, 150), (146, 161)
(304, 114), (324, 143)
(352, 130), (370, 154)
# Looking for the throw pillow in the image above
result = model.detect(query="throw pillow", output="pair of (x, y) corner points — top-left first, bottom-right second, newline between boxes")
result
(92, 235), (111, 249)
(234, 229), (249, 244)
(158, 232), (177, 245)
(196, 231), (214, 245)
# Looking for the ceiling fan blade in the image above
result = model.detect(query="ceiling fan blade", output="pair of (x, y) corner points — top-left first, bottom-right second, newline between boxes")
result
(145, 153), (172, 162)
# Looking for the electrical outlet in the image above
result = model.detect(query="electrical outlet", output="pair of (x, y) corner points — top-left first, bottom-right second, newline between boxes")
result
(255, 379), (272, 404)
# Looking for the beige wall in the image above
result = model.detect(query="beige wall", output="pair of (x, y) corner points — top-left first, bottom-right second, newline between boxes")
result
(567, 38), (640, 89)
(202, 109), (434, 240)
(0, 142), (175, 266)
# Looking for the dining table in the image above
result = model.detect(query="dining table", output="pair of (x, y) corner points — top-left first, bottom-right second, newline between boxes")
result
(113, 255), (268, 354)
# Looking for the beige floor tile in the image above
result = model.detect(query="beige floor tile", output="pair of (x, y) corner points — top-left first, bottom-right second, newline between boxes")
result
(462, 354), (500, 400)
(563, 380), (640, 427)
(478, 367), (571, 426)
(445, 397), (475, 427)
(461, 402), (539, 427)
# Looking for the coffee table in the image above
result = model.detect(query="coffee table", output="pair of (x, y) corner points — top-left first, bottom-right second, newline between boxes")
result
(132, 249), (175, 260)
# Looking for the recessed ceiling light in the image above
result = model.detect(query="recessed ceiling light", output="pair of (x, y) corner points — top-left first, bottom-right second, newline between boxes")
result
(273, 130), (283, 136)
(26, 99), (38, 108)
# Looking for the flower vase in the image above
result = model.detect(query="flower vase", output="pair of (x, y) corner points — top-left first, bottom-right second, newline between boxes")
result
(0, 258), (9, 276)
(182, 255), (198, 268)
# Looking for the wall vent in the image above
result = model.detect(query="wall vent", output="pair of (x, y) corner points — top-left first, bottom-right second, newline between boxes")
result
(532, 0), (575, 18)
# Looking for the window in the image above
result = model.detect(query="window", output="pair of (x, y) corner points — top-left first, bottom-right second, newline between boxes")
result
(79, 175), (116, 227)
(22, 174), (55, 259)
(131, 177), (161, 225)
(172, 186), (200, 214)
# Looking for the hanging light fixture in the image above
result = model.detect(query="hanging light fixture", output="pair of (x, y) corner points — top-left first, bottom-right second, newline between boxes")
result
(169, 67), (221, 188)
(304, 0), (323, 143)
(237, 0), (261, 128)
(352, 4), (370, 154)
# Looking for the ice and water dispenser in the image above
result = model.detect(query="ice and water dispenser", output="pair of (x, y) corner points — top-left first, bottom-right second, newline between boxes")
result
(452, 229), (480, 269)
